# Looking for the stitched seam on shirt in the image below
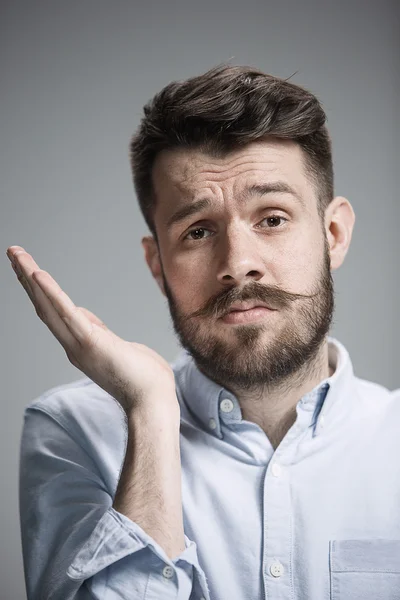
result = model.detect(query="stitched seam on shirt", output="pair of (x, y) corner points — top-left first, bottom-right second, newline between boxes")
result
(333, 568), (400, 573)
(289, 480), (294, 600)
(262, 464), (268, 600)
(107, 508), (143, 545)
(143, 569), (152, 600)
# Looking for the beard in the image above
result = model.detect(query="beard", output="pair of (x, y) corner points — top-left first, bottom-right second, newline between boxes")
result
(161, 235), (335, 392)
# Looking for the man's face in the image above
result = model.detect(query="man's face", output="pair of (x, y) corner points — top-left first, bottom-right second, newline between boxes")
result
(148, 138), (335, 390)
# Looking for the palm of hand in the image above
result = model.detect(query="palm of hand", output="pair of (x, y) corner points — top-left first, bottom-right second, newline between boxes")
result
(6, 246), (176, 414)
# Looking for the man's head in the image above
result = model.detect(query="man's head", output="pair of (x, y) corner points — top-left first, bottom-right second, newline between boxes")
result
(130, 64), (355, 391)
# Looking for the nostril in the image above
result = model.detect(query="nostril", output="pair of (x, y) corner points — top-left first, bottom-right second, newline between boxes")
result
(247, 270), (262, 277)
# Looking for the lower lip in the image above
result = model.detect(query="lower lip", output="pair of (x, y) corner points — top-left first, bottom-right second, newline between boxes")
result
(220, 307), (275, 324)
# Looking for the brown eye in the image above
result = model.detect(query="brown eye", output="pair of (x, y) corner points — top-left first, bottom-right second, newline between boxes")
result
(260, 216), (287, 228)
(186, 227), (212, 240)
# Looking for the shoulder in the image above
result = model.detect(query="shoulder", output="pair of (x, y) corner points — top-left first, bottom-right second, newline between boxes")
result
(27, 376), (127, 423)
(352, 374), (400, 427)
(24, 377), (128, 459)
(354, 375), (399, 403)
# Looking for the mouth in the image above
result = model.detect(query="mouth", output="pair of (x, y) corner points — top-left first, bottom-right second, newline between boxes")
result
(225, 301), (275, 313)
(220, 303), (277, 325)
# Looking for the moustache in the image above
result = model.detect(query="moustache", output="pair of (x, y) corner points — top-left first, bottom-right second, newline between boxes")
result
(189, 280), (319, 320)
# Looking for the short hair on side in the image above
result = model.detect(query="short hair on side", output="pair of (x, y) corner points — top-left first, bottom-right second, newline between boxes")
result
(130, 63), (334, 237)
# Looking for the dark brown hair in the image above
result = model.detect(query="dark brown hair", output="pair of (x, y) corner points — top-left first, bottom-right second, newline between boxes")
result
(130, 63), (334, 237)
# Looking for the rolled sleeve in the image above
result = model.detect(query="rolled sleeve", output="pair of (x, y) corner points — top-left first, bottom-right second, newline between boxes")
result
(67, 506), (210, 599)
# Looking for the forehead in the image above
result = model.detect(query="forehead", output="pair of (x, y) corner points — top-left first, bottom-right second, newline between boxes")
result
(152, 138), (313, 200)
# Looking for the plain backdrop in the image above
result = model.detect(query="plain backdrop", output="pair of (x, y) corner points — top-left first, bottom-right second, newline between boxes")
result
(1, 1), (399, 598)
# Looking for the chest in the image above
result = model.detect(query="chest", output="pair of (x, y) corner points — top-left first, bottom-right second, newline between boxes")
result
(180, 426), (400, 600)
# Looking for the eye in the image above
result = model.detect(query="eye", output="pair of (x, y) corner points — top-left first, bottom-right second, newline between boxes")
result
(184, 227), (213, 241)
(259, 215), (288, 228)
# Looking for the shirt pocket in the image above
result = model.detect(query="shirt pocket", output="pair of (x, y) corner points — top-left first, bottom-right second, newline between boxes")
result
(329, 539), (400, 600)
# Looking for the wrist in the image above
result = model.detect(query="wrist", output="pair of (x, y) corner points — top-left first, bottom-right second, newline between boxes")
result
(125, 389), (180, 423)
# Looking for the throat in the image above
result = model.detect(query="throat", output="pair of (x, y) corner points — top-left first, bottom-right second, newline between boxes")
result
(242, 402), (298, 451)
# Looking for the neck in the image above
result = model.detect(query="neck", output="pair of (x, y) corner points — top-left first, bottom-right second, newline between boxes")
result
(230, 340), (333, 450)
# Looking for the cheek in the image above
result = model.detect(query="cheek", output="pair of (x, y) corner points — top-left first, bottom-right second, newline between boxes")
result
(275, 235), (322, 290)
(164, 253), (211, 308)
(166, 254), (199, 284)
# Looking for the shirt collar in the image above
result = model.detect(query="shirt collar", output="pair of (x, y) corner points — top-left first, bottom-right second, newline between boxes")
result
(172, 336), (355, 440)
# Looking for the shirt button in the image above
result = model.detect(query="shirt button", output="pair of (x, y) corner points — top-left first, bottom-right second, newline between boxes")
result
(162, 566), (174, 579)
(271, 462), (282, 477)
(270, 561), (284, 577)
(209, 418), (217, 430)
(319, 415), (325, 428)
(220, 398), (234, 413)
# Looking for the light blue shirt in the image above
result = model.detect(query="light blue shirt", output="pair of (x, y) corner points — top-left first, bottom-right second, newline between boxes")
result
(19, 336), (400, 600)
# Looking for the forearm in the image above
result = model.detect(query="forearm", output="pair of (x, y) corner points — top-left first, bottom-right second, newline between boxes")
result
(112, 398), (185, 560)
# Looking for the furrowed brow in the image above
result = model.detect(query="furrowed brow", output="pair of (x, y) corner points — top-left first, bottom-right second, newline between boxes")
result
(245, 182), (306, 209)
(165, 181), (305, 230)
(166, 198), (212, 230)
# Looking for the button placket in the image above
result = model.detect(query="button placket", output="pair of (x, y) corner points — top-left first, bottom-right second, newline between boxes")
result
(262, 450), (292, 597)
(271, 462), (282, 477)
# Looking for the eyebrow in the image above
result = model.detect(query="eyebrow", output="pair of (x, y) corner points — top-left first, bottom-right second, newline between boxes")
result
(165, 181), (305, 230)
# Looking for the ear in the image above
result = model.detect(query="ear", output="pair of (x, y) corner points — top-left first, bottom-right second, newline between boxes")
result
(141, 236), (166, 296)
(324, 196), (356, 271)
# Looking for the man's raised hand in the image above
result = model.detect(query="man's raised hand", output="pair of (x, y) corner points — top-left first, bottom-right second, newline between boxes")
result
(6, 246), (178, 416)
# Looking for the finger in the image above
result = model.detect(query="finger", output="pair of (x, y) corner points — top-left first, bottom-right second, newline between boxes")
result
(32, 269), (95, 344)
(9, 249), (77, 348)
(9, 249), (54, 314)
(11, 261), (36, 305)
(8, 247), (38, 305)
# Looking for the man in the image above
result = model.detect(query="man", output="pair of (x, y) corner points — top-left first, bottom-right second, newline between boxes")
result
(11, 64), (400, 600)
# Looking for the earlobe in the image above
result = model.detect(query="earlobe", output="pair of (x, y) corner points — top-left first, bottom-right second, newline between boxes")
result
(141, 236), (166, 296)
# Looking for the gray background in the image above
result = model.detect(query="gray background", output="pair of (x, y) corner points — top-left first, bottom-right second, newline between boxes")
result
(1, 0), (398, 597)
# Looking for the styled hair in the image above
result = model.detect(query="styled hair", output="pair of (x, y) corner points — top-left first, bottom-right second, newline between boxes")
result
(130, 63), (334, 236)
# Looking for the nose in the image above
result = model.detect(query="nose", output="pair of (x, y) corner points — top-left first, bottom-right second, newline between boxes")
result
(216, 226), (266, 286)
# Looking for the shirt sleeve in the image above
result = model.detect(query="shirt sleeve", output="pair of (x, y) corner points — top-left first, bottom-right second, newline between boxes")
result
(19, 403), (211, 600)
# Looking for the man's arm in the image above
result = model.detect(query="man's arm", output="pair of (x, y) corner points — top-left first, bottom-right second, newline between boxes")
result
(9, 247), (209, 598)
(112, 398), (186, 560)
(19, 392), (210, 600)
